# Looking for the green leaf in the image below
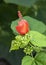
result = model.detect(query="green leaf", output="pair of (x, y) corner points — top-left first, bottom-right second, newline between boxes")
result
(29, 31), (46, 47)
(30, 31), (46, 47)
(22, 52), (46, 65)
(11, 16), (46, 35)
(11, 19), (18, 35)
(4, 0), (38, 7)
(35, 61), (43, 65)
(22, 56), (35, 65)
(35, 52), (46, 65)
(24, 16), (46, 33)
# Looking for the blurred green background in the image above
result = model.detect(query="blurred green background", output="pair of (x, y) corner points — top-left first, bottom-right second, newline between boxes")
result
(0, 0), (46, 65)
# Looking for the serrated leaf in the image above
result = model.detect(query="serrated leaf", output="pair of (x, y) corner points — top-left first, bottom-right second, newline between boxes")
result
(4, 0), (38, 7)
(35, 52), (46, 65)
(11, 16), (46, 35)
(22, 56), (35, 65)
(29, 31), (46, 47)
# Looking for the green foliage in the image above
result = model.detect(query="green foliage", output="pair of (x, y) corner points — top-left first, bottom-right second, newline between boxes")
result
(0, 0), (46, 65)
(22, 56), (34, 65)
(10, 33), (31, 51)
(10, 40), (20, 51)
(35, 0), (46, 24)
(4, 0), (38, 7)
(35, 52), (46, 65)
(22, 52), (46, 65)
(24, 46), (33, 55)
(10, 30), (46, 54)
(11, 16), (46, 35)
(29, 31), (46, 47)
(24, 16), (46, 33)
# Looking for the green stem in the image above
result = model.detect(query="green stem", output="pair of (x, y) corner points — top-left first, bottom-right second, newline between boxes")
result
(29, 42), (45, 52)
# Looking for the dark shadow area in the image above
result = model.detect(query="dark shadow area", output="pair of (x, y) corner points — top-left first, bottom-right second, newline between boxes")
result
(0, 58), (11, 65)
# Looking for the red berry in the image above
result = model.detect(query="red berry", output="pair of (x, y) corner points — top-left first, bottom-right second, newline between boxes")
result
(16, 11), (29, 35)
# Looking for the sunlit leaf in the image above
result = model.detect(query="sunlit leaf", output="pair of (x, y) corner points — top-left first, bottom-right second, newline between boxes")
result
(22, 56), (35, 65)
(29, 31), (46, 47)
(22, 52), (46, 65)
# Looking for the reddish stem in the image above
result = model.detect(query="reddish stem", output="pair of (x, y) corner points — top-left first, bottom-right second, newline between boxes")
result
(18, 11), (23, 19)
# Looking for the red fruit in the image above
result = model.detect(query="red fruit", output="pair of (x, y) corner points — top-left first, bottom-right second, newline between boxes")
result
(16, 11), (29, 35)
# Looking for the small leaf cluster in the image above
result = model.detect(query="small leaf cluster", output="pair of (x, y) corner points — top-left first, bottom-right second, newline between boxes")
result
(10, 32), (31, 51)
(10, 31), (43, 55)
